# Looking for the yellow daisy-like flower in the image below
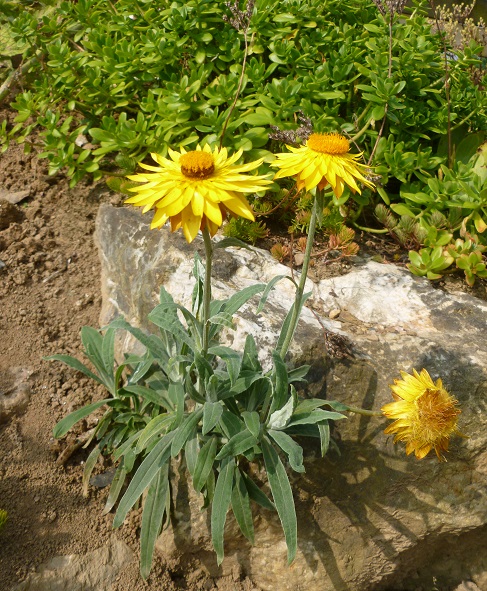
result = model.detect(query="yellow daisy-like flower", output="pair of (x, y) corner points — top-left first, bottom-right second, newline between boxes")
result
(271, 132), (374, 197)
(382, 369), (464, 461)
(125, 144), (272, 243)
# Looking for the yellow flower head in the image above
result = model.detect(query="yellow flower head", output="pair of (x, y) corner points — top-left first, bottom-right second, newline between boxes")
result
(271, 132), (374, 197)
(382, 369), (464, 461)
(126, 144), (272, 243)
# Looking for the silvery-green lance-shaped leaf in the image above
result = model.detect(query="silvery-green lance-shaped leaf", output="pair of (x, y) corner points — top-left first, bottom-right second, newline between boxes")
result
(242, 411), (261, 438)
(140, 464), (170, 579)
(207, 345), (242, 385)
(218, 409), (245, 439)
(216, 428), (258, 460)
(318, 421), (331, 456)
(193, 436), (218, 492)
(52, 398), (112, 438)
(113, 431), (175, 529)
(202, 401), (223, 435)
(287, 408), (346, 427)
(103, 459), (129, 515)
(269, 350), (289, 414)
(261, 437), (297, 564)
(231, 468), (254, 544)
(135, 414), (175, 454)
(267, 394), (295, 430)
(45, 354), (105, 389)
(211, 457), (235, 565)
(191, 252), (205, 317)
(256, 274), (295, 314)
(184, 430), (199, 477)
(268, 430), (305, 473)
(171, 408), (204, 457)
(242, 334), (262, 373)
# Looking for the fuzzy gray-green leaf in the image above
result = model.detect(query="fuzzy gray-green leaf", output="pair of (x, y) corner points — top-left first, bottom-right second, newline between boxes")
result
(262, 437), (297, 564)
(211, 457), (235, 565)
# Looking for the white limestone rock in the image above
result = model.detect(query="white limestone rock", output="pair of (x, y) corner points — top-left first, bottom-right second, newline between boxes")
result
(94, 204), (487, 591)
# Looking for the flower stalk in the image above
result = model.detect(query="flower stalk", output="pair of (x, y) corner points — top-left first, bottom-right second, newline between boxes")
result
(278, 190), (320, 359)
(202, 226), (214, 354)
(345, 405), (383, 417)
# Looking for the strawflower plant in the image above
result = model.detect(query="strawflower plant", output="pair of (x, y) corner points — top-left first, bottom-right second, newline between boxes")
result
(47, 130), (466, 577)
(44, 0), (466, 578)
(48, 139), (350, 577)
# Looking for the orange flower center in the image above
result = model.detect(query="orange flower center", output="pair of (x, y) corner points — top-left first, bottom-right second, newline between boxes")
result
(307, 133), (350, 155)
(180, 151), (215, 179)
(415, 388), (460, 441)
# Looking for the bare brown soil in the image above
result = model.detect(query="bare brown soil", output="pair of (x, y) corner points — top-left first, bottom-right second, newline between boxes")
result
(1, 117), (486, 591)
(0, 139), (255, 591)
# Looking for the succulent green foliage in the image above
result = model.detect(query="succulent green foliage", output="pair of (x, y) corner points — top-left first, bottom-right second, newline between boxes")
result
(408, 246), (454, 280)
(2, 0), (487, 285)
(48, 254), (345, 577)
(1, 0), (485, 190)
(447, 237), (487, 286)
(223, 217), (269, 244)
(377, 144), (487, 284)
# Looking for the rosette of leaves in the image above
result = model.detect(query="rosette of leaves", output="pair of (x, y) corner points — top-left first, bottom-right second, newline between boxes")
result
(48, 253), (346, 577)
(407, 246), (454, 280)
(447, 237), (487, 286)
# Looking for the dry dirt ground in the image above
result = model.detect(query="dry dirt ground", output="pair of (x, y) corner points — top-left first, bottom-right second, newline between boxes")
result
(1, 125), (486, 591)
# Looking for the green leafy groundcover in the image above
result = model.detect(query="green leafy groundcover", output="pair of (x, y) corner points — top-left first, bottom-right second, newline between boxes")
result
(1, 0), (484, 179)
(2, 0), (487, 281)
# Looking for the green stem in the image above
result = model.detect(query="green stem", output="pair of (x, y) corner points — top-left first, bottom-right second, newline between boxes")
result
(202, 227), (213, 354)
(353, 104), (371, 128)
(350, 115), (373, 144)
(351, 221), (389, 234)
(450, 108), (477, 132)
(278, 191), (319, 359)
(345, 405), (383, 417)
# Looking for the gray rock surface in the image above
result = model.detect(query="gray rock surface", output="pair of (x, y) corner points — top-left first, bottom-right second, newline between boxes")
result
(95, 204), (487, 591)
(14, 536), (135, 591)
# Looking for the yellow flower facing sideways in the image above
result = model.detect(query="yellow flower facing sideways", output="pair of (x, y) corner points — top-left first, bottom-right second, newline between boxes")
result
(382, 369), (464, 461)
(126, 144), (272, 243)
(272, 132), (374, 197)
